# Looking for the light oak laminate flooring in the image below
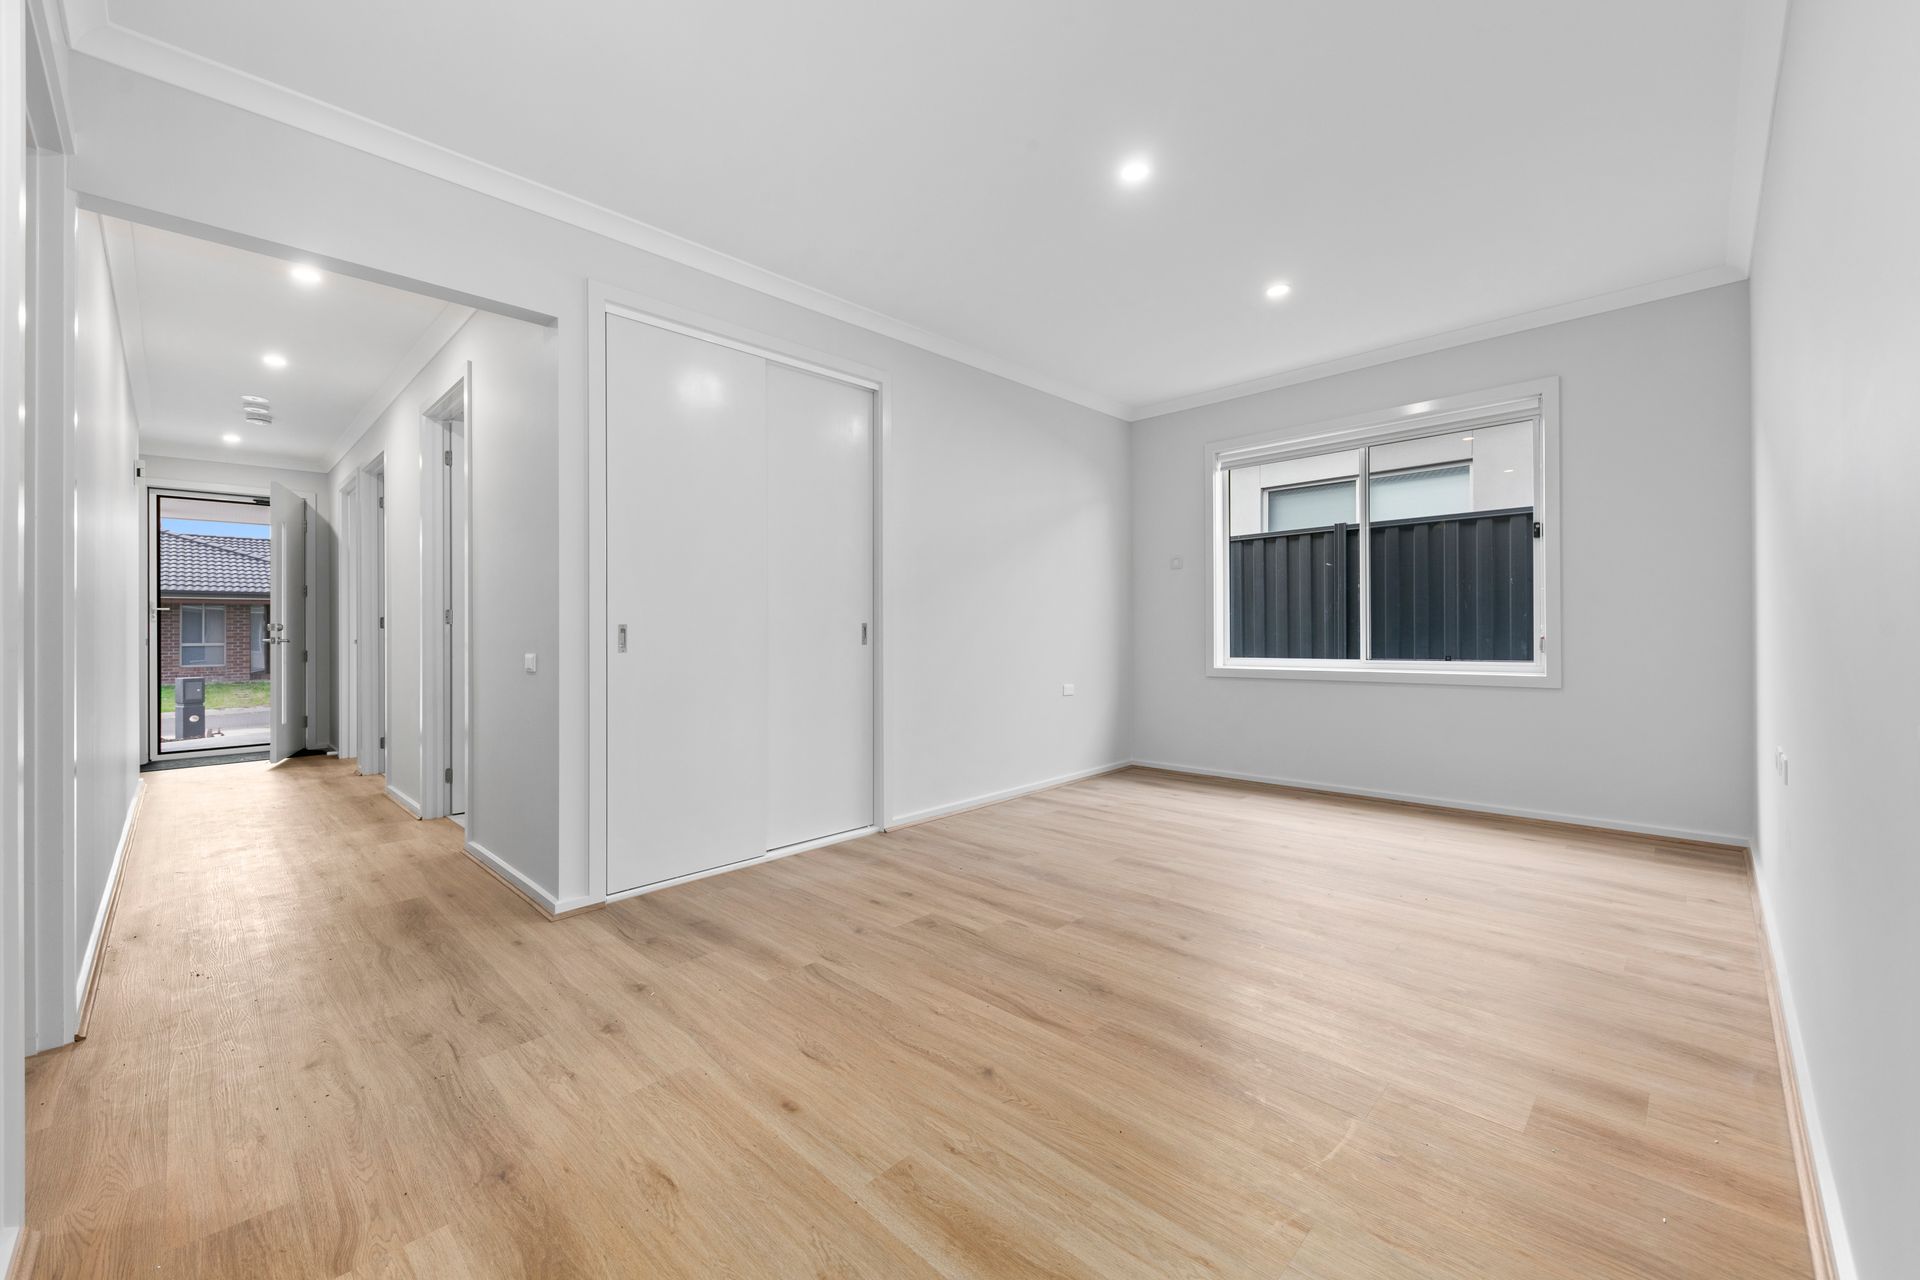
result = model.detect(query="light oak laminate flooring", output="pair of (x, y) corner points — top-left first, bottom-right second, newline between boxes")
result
(24, 758), (1813, 1278)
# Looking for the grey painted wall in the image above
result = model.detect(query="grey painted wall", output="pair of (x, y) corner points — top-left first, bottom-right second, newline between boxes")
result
(68, 53), (1131, 903)
(70, 210), (142, 1014)
(1130, 284), (1755, 843)
(1749, 0), (1920, 1273)
(328, 311), (560, 889)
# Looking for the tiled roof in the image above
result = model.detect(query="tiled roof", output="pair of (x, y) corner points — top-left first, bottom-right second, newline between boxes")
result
(159, 530), (271, 598)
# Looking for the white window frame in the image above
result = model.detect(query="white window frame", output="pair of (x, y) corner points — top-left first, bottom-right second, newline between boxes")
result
(179, 605), (228, 669)
(1206, 377), (1561, 688)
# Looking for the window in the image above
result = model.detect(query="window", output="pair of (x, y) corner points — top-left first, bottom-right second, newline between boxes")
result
(1209, 380), (1558, 686)
(1265, 478), (1356, 533)
(180, 605), (227, 668)
(250, 606), (268, 674)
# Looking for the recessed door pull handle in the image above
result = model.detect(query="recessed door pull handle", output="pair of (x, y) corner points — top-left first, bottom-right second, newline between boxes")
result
(617, 624), (628, 653)
(861, 622), (868, 645)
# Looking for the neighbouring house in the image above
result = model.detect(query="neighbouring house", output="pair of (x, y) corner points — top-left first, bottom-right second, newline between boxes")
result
(157, 530), (271, 684)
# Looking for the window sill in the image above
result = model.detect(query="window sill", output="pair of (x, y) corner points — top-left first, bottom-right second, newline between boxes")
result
(1209, 659), (1560, 689)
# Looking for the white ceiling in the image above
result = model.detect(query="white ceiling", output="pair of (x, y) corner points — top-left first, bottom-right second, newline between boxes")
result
(76, 0), (1783, 418)
(102, 216), (471, 469)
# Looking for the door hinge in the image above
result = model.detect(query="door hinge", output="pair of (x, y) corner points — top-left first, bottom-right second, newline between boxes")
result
(303, 649), (309, 662)
(444, 449), (452, 467)
(444, 766), (453, 783)
(379, 615), (385, 629)
(379, 735), (385, 749)
(303, 714), (309, 727)
(444, 608), (451, 625)
(1532, 520), (1543, 539)
(378, 496), (385, 509)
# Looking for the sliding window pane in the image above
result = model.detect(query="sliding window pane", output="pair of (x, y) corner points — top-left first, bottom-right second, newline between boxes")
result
(1367, 424), (1535, 661)
(1225, 449), (1360, 659)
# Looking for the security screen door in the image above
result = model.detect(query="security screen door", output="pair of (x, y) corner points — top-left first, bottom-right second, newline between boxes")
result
(268, 482), (309, 764)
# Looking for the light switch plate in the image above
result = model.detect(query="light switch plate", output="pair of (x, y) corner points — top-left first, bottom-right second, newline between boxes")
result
(1062, 683), (1076, 696)
(524, 653), (538, 674)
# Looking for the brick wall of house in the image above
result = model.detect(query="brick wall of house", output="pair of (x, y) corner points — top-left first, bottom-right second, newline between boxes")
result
(158, 597), (270, 684)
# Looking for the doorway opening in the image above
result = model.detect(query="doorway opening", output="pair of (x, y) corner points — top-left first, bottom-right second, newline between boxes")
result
(342, 456), (389, 779)
(152, 493), (273, 755)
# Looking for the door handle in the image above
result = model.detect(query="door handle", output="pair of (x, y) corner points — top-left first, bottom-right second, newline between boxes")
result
(860, 622), (869, 645)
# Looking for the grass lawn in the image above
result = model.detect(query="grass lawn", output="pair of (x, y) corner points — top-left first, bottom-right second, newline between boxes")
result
(159, 680), (270, 712)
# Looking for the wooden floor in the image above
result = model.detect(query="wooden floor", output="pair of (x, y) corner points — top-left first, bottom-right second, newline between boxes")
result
(24, 758), (1813, 1279)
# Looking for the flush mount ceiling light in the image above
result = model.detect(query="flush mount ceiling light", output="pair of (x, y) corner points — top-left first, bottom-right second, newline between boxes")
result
(1264, 281), (1293, 301)
(289, 264), (324, 286)
(1116, 155), (1153, 188)
(261, 352), (288, 369)
(222, 432), (242, 444)
(240, 395), (269, 406)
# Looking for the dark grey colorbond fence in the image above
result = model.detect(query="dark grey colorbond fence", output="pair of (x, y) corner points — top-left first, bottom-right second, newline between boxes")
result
(1228, 506), (1535, 663)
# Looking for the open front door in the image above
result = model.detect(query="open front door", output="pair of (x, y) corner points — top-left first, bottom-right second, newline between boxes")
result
(268, 482), (309, 763)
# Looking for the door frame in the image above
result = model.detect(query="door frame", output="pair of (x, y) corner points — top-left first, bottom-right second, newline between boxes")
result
(585, 284), (889, 906)
(417, 370), (471, 821)
(141, 483), (279, 763)
(338, 472), (358, 760)
(351, 455), (389, 778)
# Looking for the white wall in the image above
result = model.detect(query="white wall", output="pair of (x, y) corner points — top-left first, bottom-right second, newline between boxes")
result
(67, 210), (142, 1013)
(1748, 0), (1920, 1273)
(65, 54), (1131, 903)
(1132, 284), (1754, 843)
(0, 0), (31, 1254)
(327, 311), (559, 881)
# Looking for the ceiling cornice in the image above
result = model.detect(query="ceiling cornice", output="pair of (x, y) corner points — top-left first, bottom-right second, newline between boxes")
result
(1130, 266), (1745, 422)
(323, 303), (476, 472)
(59, 3), (1131, 420)
(94, 211), (156, 431)
(1723, 0), (1790, 272)
(61, 0), (1787, 427)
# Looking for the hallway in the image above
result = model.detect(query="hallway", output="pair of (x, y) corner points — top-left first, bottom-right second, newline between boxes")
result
(22, 759), (1812, 1278)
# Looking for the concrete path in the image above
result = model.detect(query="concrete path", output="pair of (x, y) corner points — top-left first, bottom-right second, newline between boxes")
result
(160, 705), (270, 747)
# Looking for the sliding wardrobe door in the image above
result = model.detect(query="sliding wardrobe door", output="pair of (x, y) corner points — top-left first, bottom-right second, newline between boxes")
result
(765, 365), (875, 851)
(605, 315), (769, 893)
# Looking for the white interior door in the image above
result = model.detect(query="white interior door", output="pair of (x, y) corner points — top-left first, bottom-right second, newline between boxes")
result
(447, 417), (469, 817)
(766, 365), (874, 850)
(605, 315), (769, 893)
(268, 481), (308, 763)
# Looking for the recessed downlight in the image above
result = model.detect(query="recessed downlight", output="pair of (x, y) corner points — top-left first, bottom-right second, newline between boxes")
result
(261, 352), (288, 370)
(1116, 155), (1153, 188)
(289, 264), (324, 286)
(1264, 281), (1293, 301)
(222, 432), (242, 445)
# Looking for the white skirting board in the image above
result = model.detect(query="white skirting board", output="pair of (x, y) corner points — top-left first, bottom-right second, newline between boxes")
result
(1130, 758), (1750, 849)
(384, 783), (422, 819)
(73, 781), (145, 1016)
(463, 837), (566, 913)
(604, 824), (880, 905)
(1752, 865), (1855, 1279)
(884, 761), (1132, 829)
